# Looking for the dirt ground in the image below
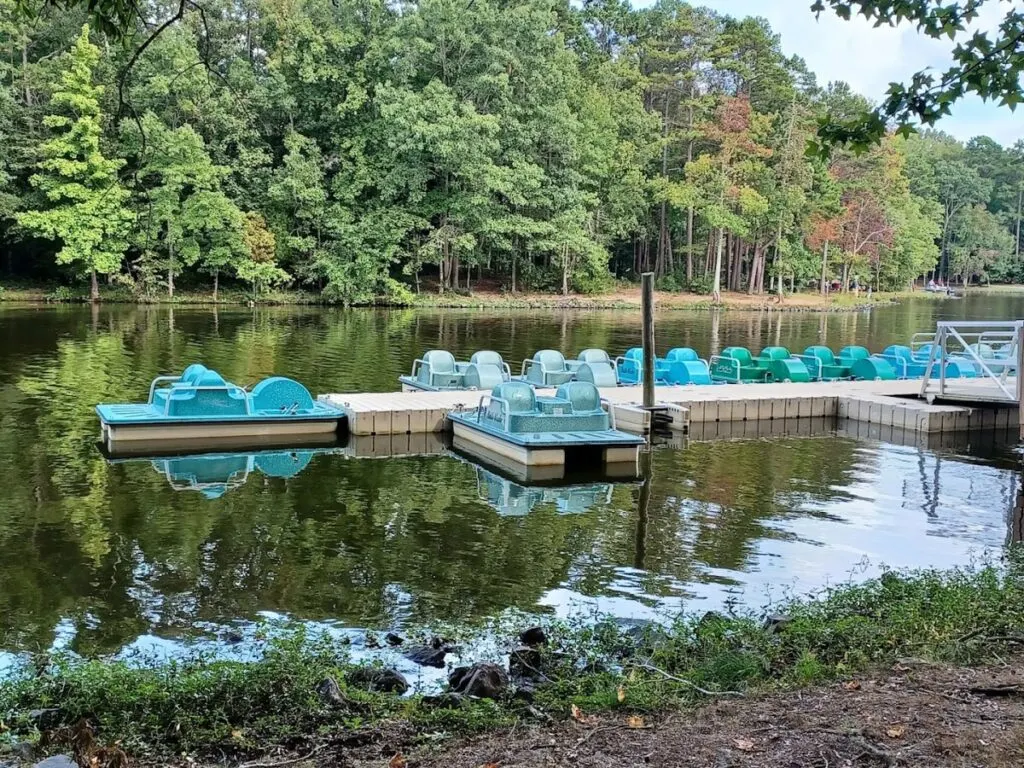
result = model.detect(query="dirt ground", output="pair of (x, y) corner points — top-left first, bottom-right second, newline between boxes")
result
(313, 658), (1024, 768)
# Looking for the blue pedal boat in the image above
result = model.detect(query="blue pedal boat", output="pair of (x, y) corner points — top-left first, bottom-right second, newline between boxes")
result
(447, 380), (644, 468)
(399, 350), (512, 392)
(96, 364), (343, 448)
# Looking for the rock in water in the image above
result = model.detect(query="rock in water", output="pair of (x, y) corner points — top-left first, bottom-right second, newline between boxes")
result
(316, 676), (345, 706)
(385, 632), (404, 646)
(448, 662), (508, 700)
(519, 626), (547, 647)
(33, 757), (77, 768)
(346, 666), (409, 695)
(762, 614), (792, 634)
(404, 638), (454, 668)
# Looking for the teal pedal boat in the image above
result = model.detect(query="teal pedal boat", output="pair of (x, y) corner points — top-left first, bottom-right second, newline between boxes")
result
(96, 364), (343, 449)
(447, 380), (644, 469)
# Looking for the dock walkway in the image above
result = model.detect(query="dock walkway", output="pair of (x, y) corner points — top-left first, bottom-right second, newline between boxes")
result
(321, 378), (1019, 437)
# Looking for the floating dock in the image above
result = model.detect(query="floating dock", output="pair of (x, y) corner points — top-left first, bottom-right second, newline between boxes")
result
(321, 378), (1018, 438)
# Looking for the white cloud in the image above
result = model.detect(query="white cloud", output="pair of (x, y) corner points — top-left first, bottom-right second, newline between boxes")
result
(634, 0), (1022, 146)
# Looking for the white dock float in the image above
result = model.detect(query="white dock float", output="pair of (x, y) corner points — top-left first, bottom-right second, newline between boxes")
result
(320, 379), (1019, 438)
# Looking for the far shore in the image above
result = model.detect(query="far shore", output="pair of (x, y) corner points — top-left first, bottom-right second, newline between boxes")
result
(0, 284), (976, 313)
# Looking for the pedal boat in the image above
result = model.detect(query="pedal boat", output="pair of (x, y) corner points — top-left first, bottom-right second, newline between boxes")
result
(96, 364), (343, 448)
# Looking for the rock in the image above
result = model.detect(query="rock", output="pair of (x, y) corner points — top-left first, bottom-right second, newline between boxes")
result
(448, 662), (508, 700)
(224, 630), (244, 644)
(316, 676), (345, 706)
(762, 614), (793, 634)
(3, 742), (34, 764)
(509, 646), (542, 679)
(519, 626), (547, 647)
(421, 692), (465, 709)
(404, 637), (454, 668)
(364, 633), (381, 649)
(33, 756), (77, 768)
(27, 708), (61, 731)
(346, 666), (409, 695)
(697, 611), (729, 630)
(385, 632), (404, 646)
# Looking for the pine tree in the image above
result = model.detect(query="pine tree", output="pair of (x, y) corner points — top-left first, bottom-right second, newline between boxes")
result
(16, 24), (131, 301)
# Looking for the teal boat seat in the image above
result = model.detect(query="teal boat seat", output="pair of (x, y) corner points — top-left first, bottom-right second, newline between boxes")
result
(575, 360), (618, 388)
(837, 346), (870, 363)
(162, 369), (249, 417)
(463, 350), (510, 390)
(878, 345), (930, 379)
(615, 347), (670, 385)
(556, 381), (602, 414)
(664, 348), (711, 385)
(413, 350), (466, 390)
(798, 346), (850, 381)
(522, 349), (574, 386)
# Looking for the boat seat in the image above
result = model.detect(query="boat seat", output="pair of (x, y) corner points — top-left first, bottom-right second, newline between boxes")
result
(575, 360), (618, 387)
(710, 347), (768, 383)
(522, 349), (574, 386)
(800, 346), (850, 381)
(471, 350), (504, 367)
(837, 346), (870, 362)
(664, 348), (699, 363)
(567, 349), (612, 373)
(165, 369), (249, 417)
(415, 350), (466, 389)
(556, 381), (602, 414)
(664, 348), (710, 385)
(615, 347), (669, 385)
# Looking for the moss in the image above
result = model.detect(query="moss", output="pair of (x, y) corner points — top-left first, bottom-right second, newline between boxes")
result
(3, 562), (1022, 762)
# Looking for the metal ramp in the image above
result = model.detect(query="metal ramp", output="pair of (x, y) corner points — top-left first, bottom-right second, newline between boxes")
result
(919, 320), (1022, 405)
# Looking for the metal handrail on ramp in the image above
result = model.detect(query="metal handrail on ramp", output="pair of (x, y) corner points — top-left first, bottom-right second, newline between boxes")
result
(920, 320), (1023, 404)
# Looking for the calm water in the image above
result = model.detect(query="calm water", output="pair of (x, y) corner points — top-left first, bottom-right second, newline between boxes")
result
(1, 294), (1022, 662)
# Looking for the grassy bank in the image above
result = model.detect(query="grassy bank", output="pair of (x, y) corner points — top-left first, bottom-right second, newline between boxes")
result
(2, 561), (1023, 766)
(0, 282), (932, 312)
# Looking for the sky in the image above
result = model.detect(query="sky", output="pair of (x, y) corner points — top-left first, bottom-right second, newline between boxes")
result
(643, 0), (1022, 147)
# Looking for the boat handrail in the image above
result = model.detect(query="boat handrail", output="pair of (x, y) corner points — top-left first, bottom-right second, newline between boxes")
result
(500, 362), (512, 380)
(793, 354), (823, 381)
(477, 394), (513, 433)
(708, 354), (740, 383)
(410, 358), (428, 378)
(598, 398), (618, 430)
(160, 384), (252, 416)
(910, 332), (935, 352)
(148, 375), (183, 404)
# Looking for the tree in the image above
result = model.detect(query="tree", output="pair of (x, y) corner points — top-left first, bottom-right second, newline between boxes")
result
(239, 212), (288, 298)
(16, 24), (131, 300)
(949, 203), (1013, 284)
(811, 0), (1024, 154)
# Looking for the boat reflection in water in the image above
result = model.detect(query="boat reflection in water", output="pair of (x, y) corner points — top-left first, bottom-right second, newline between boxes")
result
(451, 436), (636, 517)
(474, 466), (616, 516)
(101, 437), (341, 499)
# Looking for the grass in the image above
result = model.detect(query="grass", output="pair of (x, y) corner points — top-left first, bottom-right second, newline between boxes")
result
(2, 560), (1024, 763)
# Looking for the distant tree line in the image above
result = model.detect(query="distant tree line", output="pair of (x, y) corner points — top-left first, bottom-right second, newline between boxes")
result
(0, 0), (1021, 302)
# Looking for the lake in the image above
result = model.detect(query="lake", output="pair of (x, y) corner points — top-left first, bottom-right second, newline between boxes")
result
(0, 293), (1021, 663)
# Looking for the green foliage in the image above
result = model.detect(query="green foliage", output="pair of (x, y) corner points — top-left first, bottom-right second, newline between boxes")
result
(811, 1), (1024, 156)
(2, 562), (1023, 760)
(15, 24), (132, 298)
(0, 0), (1021, 299)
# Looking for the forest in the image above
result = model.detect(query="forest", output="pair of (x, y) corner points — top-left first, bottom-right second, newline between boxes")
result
(0, 0), (1021, 303)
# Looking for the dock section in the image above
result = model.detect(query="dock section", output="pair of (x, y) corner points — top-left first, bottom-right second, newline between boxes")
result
(321, 378), (1018, 438)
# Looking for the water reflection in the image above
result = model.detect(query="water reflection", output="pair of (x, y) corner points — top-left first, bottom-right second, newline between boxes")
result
(108, 447), (342, 499)
(0, 300), (1023, 659)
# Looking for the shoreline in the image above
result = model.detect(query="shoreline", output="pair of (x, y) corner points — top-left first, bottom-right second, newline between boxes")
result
(2, 562), (1022, 766)
(0, 285), (956, 313)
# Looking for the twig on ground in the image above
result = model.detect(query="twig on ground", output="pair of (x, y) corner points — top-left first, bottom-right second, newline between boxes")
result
(632, 662), (744, 697)
(238, 745), (324, 768)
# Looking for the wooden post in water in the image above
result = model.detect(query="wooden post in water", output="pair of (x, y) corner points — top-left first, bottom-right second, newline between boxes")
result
(641, 272), (655, 410)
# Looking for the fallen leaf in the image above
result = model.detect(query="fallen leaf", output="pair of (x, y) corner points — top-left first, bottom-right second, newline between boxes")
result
(843, 680), (861, 691)
(230, 729), (244, 741)
(617, 686), (626, 703)
(733, 737), (755, 752)
(886, 725), (906, 739)
(570, 704), (596, 725)
(626, 715), (646, 729)
(389, 754), (407, 768)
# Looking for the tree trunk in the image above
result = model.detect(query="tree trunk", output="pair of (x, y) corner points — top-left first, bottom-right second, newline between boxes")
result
(1016, 185), (1022, 260)
(168, 240), (175, 299)
(562, 245), (569, 296)
(21, 42), (32, 106)
(842, 262), (850, 293)
(820, 241), (830, 296)
(711, 227), (724, 301)
(511, 255), (517, 293)
(90, 268), (99, 303)
(685, 90), (695, 284)
(213, 270), (219, 302)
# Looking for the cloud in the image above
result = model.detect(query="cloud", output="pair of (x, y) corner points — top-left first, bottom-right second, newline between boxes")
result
(632, 0), (1022, 146)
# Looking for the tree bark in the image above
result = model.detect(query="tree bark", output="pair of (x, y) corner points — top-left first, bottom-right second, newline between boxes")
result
(168, 240), (175, 299)
(90, 268), (99, 303)
(213, 270), (219, 302)
(820, 240), (830, 296)
(1016, 185), (1022, 260)
(21, 42), (32, 106)
(711, 227), (724, 301)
